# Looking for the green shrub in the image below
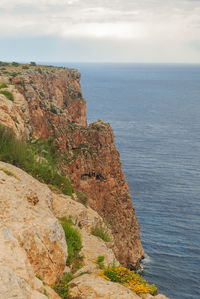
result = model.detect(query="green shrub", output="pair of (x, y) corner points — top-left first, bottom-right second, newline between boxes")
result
(96, 256), (105, 269)
(22, 65), (29, 70)
(43, 289), (48, 296)
(0, 61), (9, 67)
(0, 90), (14, 101)
(37, 67), (42, 74)
(60, 217), (82, 270)
(53, 272), (73, 299)
(36, 274), (42, 281)
(10, 72), (19, 77)
(30, 61), (37, 66)
(76, 191), (88, 207)
(0, 82), (7, 89)
(100, 265), (158, 295)
(12, 62), (19, 67)
(50, 105), (57, 114)
(91, 223), (110, 242)
(0, 125), (74, 196)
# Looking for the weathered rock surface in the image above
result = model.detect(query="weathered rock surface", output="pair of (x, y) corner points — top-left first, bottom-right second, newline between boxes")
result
(52, 193), (108, 234)
(52, 192), (118, 268)
(69, 273), (170, 299)
(64, 120), (144, 267)
(0, 222), (60, 299)
(0, 65), (144, 268)
(0, 161), (68, 285)
(70, 273), (141, 299)
(0, 161), (169, 298)
(0, 92), (27, 138)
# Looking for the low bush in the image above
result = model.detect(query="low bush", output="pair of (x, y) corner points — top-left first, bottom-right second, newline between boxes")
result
(37, 67), (42, 74)
(0, 125), (74, 196)
(0, 90), (14, 101)
(96, 256), (105, 269)
(60, 217), (82, 270)
(9, 72), (19, 77)
(91, 223), (110, 242)
(12, 62), (19, 67)
(0, 82), (7, 89)
(100, 265), (158, 295)
(53, 272), (73, 299)
(0, 61), (9, 67)
(50, 105), (57, 114)
(43, 289), (48, 296)
(30, 61), (37, 66)
(76, 191), (88, 207)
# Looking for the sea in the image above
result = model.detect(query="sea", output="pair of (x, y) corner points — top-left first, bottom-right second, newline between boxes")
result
(52, 62), (200, 299)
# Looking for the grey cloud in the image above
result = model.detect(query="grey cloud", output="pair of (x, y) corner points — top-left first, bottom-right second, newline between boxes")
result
(0, 0), (200, 63)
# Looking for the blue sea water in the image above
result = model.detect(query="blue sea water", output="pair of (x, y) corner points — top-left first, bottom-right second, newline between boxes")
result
(57, 62), (200, 299)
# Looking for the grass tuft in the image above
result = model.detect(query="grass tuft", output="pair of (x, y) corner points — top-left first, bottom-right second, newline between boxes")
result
(59, 217), (83, 272)
(96, 256), (105, 269)
(43, 289), (48, 297)
(91, 223), (110, 242)
(53, 272), (73, 299)
(0, 168), (20, 181)
(0, 83), (7, 89)
(0, 90), (14, 101)
(75, 191), (88, 207)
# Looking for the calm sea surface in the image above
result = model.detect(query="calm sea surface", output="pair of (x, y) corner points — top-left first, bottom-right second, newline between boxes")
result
(55, 63), (200, 299)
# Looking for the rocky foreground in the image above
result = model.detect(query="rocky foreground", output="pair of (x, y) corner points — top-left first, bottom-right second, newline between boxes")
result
(0, 162), (169, 299)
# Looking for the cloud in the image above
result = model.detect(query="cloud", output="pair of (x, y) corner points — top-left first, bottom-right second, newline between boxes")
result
(0, 0), (200, 62)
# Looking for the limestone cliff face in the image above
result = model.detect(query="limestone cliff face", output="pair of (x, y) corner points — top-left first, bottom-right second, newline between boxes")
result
(0, 162), (169, 299)
(63, 120), (144, 267)
(0, 65), (144, 267)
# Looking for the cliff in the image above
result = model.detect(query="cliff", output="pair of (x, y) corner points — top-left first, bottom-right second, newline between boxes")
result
(0, 161), (168, 299)
(0, 63), (144, 268)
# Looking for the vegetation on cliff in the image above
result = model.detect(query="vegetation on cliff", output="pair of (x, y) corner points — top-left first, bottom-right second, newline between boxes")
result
(0, 124), (74, 195)
(0, 90), (14, 101)
(91, 223), (111, 242)
(53, 217), (83, 298)
(59, 217), (83, 271)
(53, 272), (73, 299)
(100, 265), (158, 295)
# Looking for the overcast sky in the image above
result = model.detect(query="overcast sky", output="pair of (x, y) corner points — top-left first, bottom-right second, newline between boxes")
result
(1, 0), (200, 63)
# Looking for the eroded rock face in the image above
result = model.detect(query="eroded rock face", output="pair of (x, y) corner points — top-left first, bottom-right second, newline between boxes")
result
(0, 161), (68, 285)
(0, 66), (144, 268)
(0, 92), (27, 139)
(64, 120), (144, 267)
(0, 226), (61, 299)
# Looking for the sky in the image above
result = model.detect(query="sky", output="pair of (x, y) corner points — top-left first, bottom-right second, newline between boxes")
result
(0, 0), (200, 63)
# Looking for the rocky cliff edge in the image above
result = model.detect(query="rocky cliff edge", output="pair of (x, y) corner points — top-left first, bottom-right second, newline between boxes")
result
(0, 63), (144, 268)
